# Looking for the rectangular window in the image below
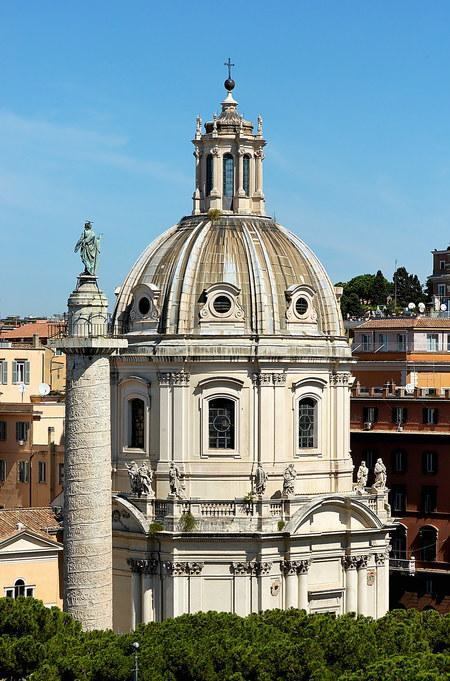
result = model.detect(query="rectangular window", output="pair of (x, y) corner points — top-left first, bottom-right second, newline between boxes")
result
(363, 449), (376, 470)
(396, 334), (406, 351)
(422, 486), (437, 514)
(392, 407), (407, 425)
(392, 450), (407, 473)
(12, 360), (30, 384)
(438, 283), (446, 297)
(38, 461), (46, 483)
(427, 334), (439, 352)
(0, 421), (6, 441)
(17, 460), (29, 483)
(0, 460), (6, 482)
(25, 587), (34, 597)
(391, 485), (407, 513)
(423, 408), (439, 425)
(16, 421), (29, 443)
(377, 333), (387, 351)
(447, 335), (450, 352)
(0, 360), (7, 384)
(58, 463), (64, 485)
(361, 334), (371, 351)
(363, 407), (378, 424)
(4, 588), (14, 598)
(440, 260), (445, 270)
(422, 451), (438, 474)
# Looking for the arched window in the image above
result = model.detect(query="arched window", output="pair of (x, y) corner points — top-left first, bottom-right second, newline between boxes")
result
(4, 578), (34, 599)
(420, 526), (437, 562)
(391, 525), (407, 559)
(208, 398), (235, 449)
(243, 155), (250, 196)
(206, 154), (213, 196)
(223, 153), (234, 209)
(298, 398), (316, 449)
(129, 398), (145, 449)
(14, 579), (25, 598)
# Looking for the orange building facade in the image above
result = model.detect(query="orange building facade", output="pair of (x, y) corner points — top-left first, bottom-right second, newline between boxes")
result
(351, 318), (450, 612)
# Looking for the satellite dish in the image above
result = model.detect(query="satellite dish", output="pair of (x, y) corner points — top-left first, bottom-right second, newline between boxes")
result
(39, 383), (51, 396)
(405, 383), (415, 394)
(17, 383), (26, 394)
(418, 302), (426, 313)
(408, 302), (416, 310)
(441, 303), (447, 312)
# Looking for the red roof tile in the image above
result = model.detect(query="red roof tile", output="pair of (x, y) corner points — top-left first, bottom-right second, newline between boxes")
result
(0, 507), (61, 543)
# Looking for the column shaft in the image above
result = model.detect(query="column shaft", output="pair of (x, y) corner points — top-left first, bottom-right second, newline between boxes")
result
(64, 354), (113, 630)
(131, 569), (141, 630)
(142, 572), (153, 624)
(345, 566), (357, 613)
(298, 572), (309, 611)
(357, 565), (368, 616)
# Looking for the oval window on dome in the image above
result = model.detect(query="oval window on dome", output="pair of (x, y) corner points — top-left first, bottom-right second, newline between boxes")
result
(295, 297), (309, 317)
(213, 295), (232, 314)
(138, 296), (151, 316)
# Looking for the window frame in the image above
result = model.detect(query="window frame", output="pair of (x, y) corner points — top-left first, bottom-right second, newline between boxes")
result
(0, 359), (7, 384)
(128, 397), (146, 450)
(0, 421), (6, 441)
(17, 460), (29, 484)
(392, 406), (408, 425)
(198, 378), (243, 459)
(16, 421), (29, 443)
(119, 377), (151, 456)
(292, 379), (326, 458)
(243, 154), (250, 196)
(390, 484), (407, 513)
(363, 406), (378, 424)
(392, 449), (407, 473)
(208, 397), (236, 450)
(419, 526), (437, 562)
(426, 334), (439, 352)
(0, 459), (6, 482)
(38, 460), (46, 483)
(297, 397), (317, 450)
(422, 451), (438, 475)
(421, 486), (437, 514)
(423, 407), (439, 425)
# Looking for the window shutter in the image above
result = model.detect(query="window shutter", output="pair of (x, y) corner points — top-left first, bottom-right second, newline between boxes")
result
(423, 408), (428, 424)
(24, 361), (30, 385)
(1, 361), (6, 384)
(16, 422), (20, 441)
(434, 409), (439, 425)
(12, 361), (18, 384)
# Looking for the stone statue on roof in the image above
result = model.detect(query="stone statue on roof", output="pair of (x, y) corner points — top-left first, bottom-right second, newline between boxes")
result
(75, 221), (101, 276)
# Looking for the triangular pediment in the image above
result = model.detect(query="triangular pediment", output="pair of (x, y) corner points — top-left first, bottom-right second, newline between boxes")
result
(0, 530), (62, 554)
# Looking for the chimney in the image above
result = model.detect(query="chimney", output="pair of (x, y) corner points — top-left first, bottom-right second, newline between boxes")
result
(32, 333), (40, 348)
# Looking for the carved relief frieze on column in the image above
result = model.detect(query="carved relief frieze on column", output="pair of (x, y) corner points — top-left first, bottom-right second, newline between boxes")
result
(164, 561), (204, 576)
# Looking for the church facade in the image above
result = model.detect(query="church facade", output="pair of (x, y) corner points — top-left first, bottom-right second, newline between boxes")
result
(57, 73), (393, 632)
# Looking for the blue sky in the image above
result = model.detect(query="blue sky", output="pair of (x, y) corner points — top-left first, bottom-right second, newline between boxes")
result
(1, 1), (450, 315)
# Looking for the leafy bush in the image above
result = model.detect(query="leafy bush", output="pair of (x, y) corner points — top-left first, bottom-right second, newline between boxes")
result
(0, 598), (449, 680)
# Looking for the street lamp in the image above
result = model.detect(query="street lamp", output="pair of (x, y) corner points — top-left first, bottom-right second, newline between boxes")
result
(132, 641), (139, 681)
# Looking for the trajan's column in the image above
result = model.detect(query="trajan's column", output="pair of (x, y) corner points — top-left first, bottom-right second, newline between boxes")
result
(53, 223), (126, 630)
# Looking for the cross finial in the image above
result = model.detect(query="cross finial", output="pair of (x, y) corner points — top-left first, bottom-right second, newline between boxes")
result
(224, 58), (235, 80)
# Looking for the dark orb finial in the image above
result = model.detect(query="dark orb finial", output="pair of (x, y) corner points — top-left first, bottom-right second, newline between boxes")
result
(224, 58), (235, 92)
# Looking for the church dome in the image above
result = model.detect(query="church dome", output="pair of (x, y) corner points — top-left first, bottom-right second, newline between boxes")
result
(113, 213), (344, 338)
(113, 78), (344, 340)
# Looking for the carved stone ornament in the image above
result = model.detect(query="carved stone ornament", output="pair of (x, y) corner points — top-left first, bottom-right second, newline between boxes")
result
(230, 561), (251, 575)
(252, 372), (286, 386)
(285, 284), (318, 325)
(254, 148), (265, 159)
(126, 461), (154, 498)
(374, 552), (386, 566)
(297, 559), (311, 575)
(250, 561), (272, 576)
(280, 560), (299, 576)
(129, 283), (160, 324)
(164, 561), (204, 576)
(329, 372), (350, 387)
(199, 282), (245, 324)
(127, 558), (159, 574)
(158, 371), (190, 387)
(357, 555), (369, 569)
(210, 145), (220, 156)
(342, 556), (358, 571)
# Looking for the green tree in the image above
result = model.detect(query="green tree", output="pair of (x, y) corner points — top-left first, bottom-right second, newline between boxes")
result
(371, 270), (390, 306)
(393, 266), (426, 308)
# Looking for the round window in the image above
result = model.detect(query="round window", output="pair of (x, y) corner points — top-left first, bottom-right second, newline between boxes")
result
(213, 295), (232, 314)
(295, 297), (309, 316)
(212, 413), (231, 432)
(138, 296), (151, 315)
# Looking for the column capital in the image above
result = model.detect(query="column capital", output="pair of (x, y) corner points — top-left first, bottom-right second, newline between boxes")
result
(164, 561), (204, 576)
(252, 372), (286, 386)
(374, 552), (386, 566)
(250, 561), (272, 575)
(357, 555), (369, 569)
(230, 561), (251, 575)
(280, 560), (299, 576)
(158, 371), (190, 387)
(342, 556), (358, 571)
(297, 559), (311, 575)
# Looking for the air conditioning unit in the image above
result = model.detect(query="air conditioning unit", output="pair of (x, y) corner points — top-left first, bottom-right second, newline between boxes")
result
(363, 421), (373, 431)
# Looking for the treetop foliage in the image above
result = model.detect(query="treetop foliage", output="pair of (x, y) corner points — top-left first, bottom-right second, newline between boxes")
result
(0, 598), (449, 681)
(337, 267), (427, 317)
